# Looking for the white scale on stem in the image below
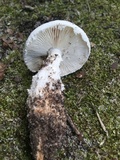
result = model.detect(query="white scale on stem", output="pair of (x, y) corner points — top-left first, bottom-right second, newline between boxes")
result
(28, 48), (64, 100)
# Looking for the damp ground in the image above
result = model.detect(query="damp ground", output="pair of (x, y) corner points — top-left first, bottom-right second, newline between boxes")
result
(0, 0), (120, 160)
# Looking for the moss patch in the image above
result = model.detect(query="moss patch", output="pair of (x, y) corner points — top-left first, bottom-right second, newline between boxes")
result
(0, 0), (120, 159)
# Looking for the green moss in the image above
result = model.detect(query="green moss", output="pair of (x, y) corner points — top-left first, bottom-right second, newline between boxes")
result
(0, 0), (120, 159)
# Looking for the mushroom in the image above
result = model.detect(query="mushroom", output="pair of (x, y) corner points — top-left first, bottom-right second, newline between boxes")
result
(24, 20), (90, 160)
(24, 20), (90, 76)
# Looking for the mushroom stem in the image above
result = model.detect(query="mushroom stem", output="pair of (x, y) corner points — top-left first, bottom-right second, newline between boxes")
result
(27, 48), (64, 100)
(27, 49), (66, 160)
(47, 48), (62, 63)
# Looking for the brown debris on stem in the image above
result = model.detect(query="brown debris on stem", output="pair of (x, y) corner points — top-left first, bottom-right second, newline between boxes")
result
(27, 82), (67, 160)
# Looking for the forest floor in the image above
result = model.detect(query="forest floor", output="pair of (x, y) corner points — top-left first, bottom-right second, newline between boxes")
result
(0, 0), (120, 160)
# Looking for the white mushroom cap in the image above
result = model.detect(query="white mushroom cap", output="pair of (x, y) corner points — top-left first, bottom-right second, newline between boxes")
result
(24, 20), (90, 76)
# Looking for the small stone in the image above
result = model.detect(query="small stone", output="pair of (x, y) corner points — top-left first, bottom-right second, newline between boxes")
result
(14, 76), (22, 83)
(111, 61), (118, 70)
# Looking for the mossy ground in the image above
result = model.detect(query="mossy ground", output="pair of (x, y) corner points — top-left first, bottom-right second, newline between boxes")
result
(0, 0), (120, 159)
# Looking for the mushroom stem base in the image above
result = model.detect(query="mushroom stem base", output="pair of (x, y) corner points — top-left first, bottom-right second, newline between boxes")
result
(27, 80), (66, 160)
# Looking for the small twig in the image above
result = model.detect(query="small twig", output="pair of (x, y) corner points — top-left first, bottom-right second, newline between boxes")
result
(99, 136), (107, 146)
(66, 113), (85, 143)
(24, 5), (34, 11)
(96, 111), (109, 138)
(95, 150), (102, 160)
(86, 0), (91, 12)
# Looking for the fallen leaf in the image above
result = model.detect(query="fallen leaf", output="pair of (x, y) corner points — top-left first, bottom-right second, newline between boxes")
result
(6, 28), (14, 35)
(16, 32), (24, 39)
(0, 62), (6, 80)
(12, 43), (19, 50)
(1, 36), (19, 50)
